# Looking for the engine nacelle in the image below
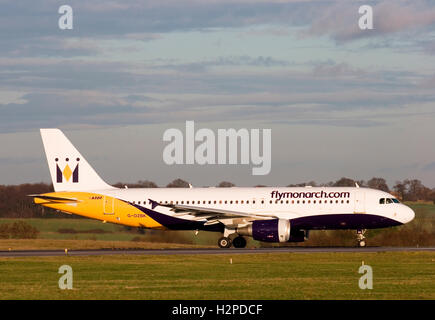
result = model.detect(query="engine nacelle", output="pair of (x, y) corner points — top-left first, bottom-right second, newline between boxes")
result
(238, 219), (290, 242)
(237, 219), (307, 243)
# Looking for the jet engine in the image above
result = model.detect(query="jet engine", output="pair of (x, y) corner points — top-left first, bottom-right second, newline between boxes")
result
(237, 219), (306, 243)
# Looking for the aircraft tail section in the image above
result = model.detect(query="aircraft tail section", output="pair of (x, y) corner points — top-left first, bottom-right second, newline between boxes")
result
(40, 129), (115, 192)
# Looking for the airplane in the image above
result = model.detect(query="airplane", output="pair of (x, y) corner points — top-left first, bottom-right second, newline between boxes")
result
(30, 129), (415, 248)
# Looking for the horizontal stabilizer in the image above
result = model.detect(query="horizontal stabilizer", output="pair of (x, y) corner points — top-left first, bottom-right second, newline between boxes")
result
(28, 194), (80, 204)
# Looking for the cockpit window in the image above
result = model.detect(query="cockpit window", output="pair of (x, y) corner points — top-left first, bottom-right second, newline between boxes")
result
(379, 198), (400, 204)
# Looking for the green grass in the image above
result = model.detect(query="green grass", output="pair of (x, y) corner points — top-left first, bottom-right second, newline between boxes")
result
(0, 252), (433, 299)
(0, 218), (221, 244)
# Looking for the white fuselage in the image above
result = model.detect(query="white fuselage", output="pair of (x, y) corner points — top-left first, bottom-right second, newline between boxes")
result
(99, 186), (414, 229)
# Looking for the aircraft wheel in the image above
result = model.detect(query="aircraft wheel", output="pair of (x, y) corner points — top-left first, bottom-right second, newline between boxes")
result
(358, 240), (366, 247)
(218, 237), (232, 248)
(232, 236), (247, 248)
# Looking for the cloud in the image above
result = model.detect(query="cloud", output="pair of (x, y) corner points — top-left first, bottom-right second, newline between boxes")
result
(0, 37), (102, 58)
(304, 0), (435, 42)
(1, 0), (434, 62)
(153, 56), (291, 73)
(422, 162), (435, 172)
(0, 92), (147, 132)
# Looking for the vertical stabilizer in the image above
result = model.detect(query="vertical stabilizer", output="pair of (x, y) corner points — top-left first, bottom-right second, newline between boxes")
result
(40, 129), (115, 192)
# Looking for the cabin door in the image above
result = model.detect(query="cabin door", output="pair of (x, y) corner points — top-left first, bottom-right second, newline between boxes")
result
(103, 196), (115, 215)
(354, 191), (366, 214)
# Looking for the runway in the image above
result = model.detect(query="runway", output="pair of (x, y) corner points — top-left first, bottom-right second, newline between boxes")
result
(0, 246), (433, 257)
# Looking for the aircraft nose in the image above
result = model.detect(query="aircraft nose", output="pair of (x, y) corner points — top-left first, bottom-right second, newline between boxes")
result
(400, 205), (415, 224)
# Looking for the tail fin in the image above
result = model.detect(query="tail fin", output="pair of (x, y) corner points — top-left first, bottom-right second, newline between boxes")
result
(40, 129), (115, 192)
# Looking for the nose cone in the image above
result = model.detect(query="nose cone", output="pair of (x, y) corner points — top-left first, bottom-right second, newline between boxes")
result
(399, 205), (415, 224)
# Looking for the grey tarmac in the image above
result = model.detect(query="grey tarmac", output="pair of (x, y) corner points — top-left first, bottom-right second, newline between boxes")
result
(0, 247), (433, 257)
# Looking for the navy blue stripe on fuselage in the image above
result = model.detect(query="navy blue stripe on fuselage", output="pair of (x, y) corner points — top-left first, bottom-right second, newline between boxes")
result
(131, 203), (223, 232)
(290, 213), (402, 230)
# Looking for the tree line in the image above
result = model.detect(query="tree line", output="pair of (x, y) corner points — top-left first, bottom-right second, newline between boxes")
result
(0, 177), (434, 218)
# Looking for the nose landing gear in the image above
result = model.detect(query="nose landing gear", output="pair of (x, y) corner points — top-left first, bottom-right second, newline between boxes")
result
(356, 229), (367, 247)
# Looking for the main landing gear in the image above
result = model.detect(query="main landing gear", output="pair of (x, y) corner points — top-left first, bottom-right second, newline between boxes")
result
(356, 229), (367, 247)
(218, 235), (247, 248)
(218, 237), (232, 248)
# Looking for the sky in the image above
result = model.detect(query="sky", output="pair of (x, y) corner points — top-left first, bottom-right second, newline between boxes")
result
(0, 0), (435, 188)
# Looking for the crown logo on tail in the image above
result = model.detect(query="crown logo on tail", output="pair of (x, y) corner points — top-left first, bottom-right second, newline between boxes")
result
(56, 157), (79, 183)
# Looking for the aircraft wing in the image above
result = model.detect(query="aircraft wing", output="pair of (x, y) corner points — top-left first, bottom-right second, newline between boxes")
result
(149, 199), (276, 226)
